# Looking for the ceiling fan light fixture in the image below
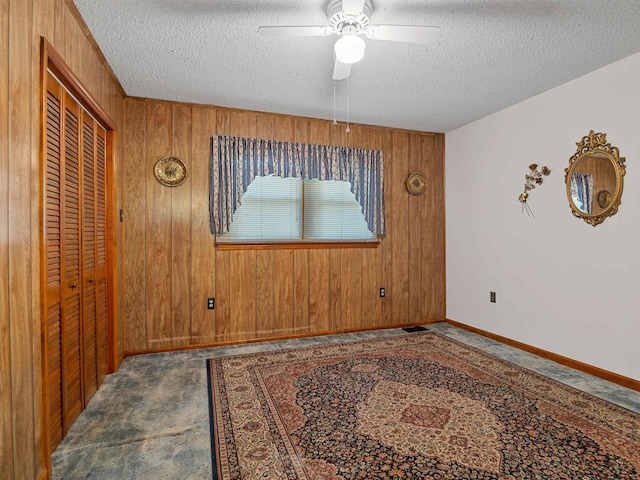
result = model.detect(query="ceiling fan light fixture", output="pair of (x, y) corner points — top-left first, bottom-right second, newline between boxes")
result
(334, 35), (365, 64)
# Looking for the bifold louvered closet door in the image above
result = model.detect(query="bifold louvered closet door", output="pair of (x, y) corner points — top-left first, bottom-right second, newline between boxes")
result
(44, 71), (108, 452)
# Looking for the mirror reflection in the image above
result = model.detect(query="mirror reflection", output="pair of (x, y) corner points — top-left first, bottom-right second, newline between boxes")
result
(569, 154), (616, 214)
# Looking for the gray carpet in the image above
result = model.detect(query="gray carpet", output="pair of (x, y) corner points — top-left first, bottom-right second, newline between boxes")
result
(51, 322), (640, 479)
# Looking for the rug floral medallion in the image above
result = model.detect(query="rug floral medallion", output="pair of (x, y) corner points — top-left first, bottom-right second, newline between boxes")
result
(207, 332), (640, 479)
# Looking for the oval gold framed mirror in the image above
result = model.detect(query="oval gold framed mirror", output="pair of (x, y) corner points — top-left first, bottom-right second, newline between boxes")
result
(565, 131), (626, 226)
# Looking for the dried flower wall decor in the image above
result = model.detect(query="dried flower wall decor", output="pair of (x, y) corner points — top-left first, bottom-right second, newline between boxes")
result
(519, 163), (551, 217)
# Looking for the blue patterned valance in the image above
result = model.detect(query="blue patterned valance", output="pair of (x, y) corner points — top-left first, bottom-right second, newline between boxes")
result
(210, 136), (385, 235)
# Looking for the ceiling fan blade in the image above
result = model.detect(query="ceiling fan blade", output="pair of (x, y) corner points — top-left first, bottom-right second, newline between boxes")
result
(258, 25), (332, 37)
(332, 58), (352, 80)
(342, 0), (366, 15)
(366, 25), (441, 44)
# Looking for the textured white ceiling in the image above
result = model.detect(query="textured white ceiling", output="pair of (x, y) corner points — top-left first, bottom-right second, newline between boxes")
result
(73, 0), (640, 133)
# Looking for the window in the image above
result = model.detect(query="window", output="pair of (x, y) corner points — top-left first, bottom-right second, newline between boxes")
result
(217, 175), (376, 242)
(210, 136), (385, 238)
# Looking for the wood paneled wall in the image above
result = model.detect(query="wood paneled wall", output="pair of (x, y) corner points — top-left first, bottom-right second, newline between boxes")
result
(0, 0), (443, 476)
(123, 99), (445, 352)
(0, 0), (124, 478)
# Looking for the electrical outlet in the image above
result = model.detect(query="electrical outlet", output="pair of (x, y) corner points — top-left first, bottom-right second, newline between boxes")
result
(208, 298), (215, 309)
(490, 292), (496, 303)
(380, 287), (385, 298)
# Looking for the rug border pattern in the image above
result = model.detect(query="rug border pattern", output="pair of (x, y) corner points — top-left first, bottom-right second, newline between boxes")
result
(207, 332), (640, 479)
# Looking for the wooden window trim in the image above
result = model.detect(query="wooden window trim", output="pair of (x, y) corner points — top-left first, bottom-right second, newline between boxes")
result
(216, 240), (380, 251)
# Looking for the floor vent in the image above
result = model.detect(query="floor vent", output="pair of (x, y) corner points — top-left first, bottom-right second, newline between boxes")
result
(402, 326), (428, 332)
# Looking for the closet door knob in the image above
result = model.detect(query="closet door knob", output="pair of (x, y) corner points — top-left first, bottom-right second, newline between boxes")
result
(70, 282), (78, 289)
(89, 278), (95, 284)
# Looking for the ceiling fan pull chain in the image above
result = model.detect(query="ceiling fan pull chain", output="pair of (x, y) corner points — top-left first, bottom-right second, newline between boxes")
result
(333, 80), (338, 126)
(346, 75), (351, 133)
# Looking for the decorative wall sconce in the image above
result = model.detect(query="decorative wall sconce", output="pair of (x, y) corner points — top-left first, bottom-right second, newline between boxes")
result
(519, 163), (551, 216)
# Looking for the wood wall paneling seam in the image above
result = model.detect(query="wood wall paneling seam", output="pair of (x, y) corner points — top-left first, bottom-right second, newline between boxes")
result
(0, 0), (13, 475)
(122, 98), (147, 351)
(9, 0), (36, 474)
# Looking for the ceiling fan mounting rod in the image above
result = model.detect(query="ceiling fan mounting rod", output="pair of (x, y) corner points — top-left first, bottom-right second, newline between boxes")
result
(327, 0), (372, 35)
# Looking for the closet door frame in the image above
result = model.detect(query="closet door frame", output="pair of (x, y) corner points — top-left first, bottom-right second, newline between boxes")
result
(39, 38), (118, 469)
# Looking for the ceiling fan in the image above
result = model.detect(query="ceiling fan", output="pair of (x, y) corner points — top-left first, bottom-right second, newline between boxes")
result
(258, 0), (441, 80)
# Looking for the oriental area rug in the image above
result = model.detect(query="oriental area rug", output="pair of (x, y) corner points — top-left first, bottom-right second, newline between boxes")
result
(206, 332), (640, 479)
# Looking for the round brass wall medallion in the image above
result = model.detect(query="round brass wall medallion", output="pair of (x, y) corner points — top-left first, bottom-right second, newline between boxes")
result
(154, 156), (187, 187)
(407, 171), (427, 196)
(597, 189), (611, 209)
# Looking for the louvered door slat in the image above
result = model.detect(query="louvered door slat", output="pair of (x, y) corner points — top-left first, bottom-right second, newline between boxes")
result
(47, 305), (63, 450)
(61, 91), (83, 430)
(63, 294), (82, 425)
(95, 127), (108, 384)
(96, 277), (108, 384)
(44, 74), (64, 452)
(81, 113), (98, 403)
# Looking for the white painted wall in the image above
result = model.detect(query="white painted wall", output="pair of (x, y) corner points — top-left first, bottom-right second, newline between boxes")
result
(446, 52), (640, 380)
